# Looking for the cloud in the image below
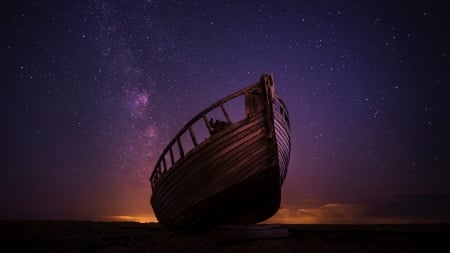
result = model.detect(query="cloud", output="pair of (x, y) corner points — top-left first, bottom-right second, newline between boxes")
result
(266, 203), (407, 224)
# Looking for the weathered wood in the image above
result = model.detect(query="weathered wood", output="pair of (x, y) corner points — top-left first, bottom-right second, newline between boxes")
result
(169, 147), (174, 165)
(162, 157), (167, 172)
(150, 74), (291, 229)
(220, 102), (232, 124)
(177, 138), (184, 158)
(188, 127), (198, 146)
(202, 115), (211, 132)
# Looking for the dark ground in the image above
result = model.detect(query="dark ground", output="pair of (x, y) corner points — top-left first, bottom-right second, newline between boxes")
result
(1, 221), (449, 253)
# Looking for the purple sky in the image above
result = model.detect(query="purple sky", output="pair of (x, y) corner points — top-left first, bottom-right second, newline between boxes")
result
(1, 0), (449, 223)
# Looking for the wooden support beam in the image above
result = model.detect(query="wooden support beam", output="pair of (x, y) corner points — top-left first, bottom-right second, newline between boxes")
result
(169, 147), (174, 165)
(203, 114), (211, 132)
(162, 156), (167, 172)
(189, 127), (198, 146)
(220, 102), (232, 124)
(177, 138), (184, 158)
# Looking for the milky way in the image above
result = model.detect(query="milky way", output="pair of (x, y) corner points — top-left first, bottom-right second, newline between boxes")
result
(1, 1), (449, 222)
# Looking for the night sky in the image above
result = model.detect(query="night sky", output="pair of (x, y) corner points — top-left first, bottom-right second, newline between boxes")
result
(1, 1), (449, 223)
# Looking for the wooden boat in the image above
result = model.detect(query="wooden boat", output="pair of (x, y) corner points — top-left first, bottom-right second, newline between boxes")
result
(149, 74), (291, 229)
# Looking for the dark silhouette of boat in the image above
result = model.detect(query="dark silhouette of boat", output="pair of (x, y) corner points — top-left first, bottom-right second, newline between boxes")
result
(149, 74), (291, 229)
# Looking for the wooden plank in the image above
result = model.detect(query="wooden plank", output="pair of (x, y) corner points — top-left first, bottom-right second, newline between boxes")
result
(162, 157), (167, 172)
(220, 102), (232, 124)
(202, 114), (211, 132)
(188, 127), (198, 146)
(177, 138), (184, 158)
(169, 147), (174, 165)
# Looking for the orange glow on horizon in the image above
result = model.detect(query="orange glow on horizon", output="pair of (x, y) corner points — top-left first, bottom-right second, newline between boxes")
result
(102, 202), (426, 224)
(265, 203), (414, 224)
(103, 215), (157, 223)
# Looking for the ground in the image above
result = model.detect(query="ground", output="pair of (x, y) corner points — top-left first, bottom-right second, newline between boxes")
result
(1, 221), (449, 252)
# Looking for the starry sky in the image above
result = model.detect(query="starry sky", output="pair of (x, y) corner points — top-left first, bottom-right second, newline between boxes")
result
(1, 0), (449, 223)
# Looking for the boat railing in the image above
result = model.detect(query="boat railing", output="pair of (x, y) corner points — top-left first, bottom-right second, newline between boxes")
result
(150, 82), (259, 189)
(150, 82), (291, 190)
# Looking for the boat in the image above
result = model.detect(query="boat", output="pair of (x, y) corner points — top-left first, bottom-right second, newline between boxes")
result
(149, 74), (291, 229)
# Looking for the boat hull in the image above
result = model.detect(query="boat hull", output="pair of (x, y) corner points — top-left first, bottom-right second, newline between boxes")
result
(150, 74), (291, 229)
(151, 112), (280, 228)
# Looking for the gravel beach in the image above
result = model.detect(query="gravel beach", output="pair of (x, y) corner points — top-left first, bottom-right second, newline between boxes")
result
(1, 221), (449, 252)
